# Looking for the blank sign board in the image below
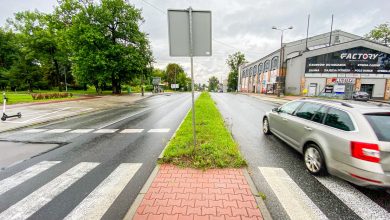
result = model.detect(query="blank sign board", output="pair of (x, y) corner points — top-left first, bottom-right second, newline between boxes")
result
(168, 9), (212, 57)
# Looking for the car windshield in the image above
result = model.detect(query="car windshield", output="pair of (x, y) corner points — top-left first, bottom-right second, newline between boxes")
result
(364, 113), (390, 142)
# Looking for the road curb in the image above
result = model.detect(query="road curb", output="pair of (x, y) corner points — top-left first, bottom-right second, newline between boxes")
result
(243, 169), (273, 220)
(123, 165), (160, 220)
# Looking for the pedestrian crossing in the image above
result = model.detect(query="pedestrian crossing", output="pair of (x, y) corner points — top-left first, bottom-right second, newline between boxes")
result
(0, 161), (142, 220)
(258, 167), (390, 220)
(22, 128), (170, 134)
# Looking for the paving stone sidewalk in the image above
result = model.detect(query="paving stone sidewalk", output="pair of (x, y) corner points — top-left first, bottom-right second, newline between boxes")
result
(133, 164), (263, 220)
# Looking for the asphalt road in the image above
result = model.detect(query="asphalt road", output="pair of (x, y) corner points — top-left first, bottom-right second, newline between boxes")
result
(0, 93), (193, 220)
(212, 93), (390, 220)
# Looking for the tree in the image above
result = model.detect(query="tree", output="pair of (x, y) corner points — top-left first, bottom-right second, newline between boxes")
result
(0, 29), (17, 90)
(165, 63), (184, 87)
(366, 23), (390, 46)
(226, 52), (246, 92)
(208, 76), (219, 92)
(59, 0), (153, 94)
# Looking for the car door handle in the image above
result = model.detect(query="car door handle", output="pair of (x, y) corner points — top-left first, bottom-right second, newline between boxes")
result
(304, 126), (312, 131)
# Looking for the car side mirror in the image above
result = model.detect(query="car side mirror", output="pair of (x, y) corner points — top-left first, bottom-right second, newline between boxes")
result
(272, 107), (280, 113)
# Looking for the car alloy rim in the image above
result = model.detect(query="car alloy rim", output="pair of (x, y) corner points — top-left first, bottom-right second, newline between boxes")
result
(263, 119), (268, 133)
(305, 147), (321, 173)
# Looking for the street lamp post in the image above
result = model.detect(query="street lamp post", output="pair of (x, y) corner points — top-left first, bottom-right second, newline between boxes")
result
(272, 26), (293, 97)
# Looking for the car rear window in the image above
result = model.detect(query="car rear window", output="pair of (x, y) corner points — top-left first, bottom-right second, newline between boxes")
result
(295, 103), (322, 120)
(364, 113), (390, 142)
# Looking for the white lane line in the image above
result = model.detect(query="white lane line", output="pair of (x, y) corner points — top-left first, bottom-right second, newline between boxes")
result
(0, 162), (99, 220)
(120, 129), (144, 133)
(0, 161), (61, 196)
(93, 129), (118, 133)
(148, 128), (170, 133)
(69, 129), (95, 133)
(259, 167), (327, 220)
(64, 163), (142, 220)
(97, 108), (151, 129)
(22, 129), (48, 133)
(16, 108), (73, 123)
(45, 129), (71, 133)
(316, 176), (390, 220)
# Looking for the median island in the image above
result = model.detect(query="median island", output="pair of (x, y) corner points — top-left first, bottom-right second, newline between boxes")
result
(161, 92), (247, 169)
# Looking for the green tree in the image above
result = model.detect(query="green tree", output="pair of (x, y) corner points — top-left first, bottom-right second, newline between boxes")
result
(0, 29), (17, 89)
(366, 23), (390, 46)
(226, 51), (246, 92)
(208, 76), (219, 92)
(60, 0), (153, 94)
(165, 63), (184, 87)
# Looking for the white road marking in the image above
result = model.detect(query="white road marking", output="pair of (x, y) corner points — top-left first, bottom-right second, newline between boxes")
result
(97, 108), (151, 129)
(316, 176), (390, 220)
(69, 129), (95, 133)
(0, 161), (61, 196)
(14, 108), (72, 123)
(93, 129), (118, 133)
(259, 167), (327, 220)
(120, 129), (144, 133)
(0, 162), (99, 220)
(64, 163), (142, 220)
(148, 128), (170, 133)
(45, 129), (71, 133)
(22, 129), (48, 133)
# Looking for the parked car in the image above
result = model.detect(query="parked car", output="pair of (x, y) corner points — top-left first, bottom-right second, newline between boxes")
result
(352, 91), (370, 101)
(262, 99), (390, 188)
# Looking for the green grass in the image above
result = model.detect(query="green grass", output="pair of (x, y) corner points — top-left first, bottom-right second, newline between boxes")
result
(1, 92), (76, 105)
(161, 92), (247, 169)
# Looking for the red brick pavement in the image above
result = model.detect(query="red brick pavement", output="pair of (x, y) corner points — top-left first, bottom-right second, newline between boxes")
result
(133, 164), (263, 220)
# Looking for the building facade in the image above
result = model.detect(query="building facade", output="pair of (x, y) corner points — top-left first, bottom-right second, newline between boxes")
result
(238, 30), (390, 100)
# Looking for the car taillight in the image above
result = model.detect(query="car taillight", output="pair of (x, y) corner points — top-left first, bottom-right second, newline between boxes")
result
(351, 141), (380, 163)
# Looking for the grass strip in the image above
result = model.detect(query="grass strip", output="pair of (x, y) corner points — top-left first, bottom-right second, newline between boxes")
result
(161, 92), (246, 169)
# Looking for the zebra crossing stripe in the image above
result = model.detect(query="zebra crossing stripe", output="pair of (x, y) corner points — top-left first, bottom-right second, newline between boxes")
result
(22, 129), (48, 133)
(93, 129), (118, 133)
(0, 161), (61, 196)
(259, 167), (327, 220)
(315, 176), (390, 220)
(45, 129), (71, 133)
(64, 163), (142, 220)
(120, 129), (144, 133)
(0, 162), (99, 220)
(148, 128), (170, 133)
(69, 129), (95, 133)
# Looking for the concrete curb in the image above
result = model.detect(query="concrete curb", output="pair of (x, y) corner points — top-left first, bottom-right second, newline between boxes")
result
(123, 165), (160, 220)
(243, 169), (273, 220)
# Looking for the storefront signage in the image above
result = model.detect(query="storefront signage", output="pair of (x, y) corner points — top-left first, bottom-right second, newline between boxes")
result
(331, 78), (356, 84)
(334, 84), (345, 94)
(305, 47), (390, 74)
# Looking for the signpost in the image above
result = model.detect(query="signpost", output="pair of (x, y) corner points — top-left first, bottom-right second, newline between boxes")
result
(170, 84), (179, 89)
(168, 8), (212, 149)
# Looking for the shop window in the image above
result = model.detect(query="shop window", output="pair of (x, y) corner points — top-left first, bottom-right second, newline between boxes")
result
(253, 65), (257, 74)
(250, 67), (253, 75)
(271, 56), (279, 70)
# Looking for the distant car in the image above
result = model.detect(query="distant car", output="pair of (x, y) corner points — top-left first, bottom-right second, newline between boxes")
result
(352, 91), (370, 101)
(262, 99), (390, 188)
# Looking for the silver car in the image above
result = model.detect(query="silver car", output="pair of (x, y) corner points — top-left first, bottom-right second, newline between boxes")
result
(262, 99), (390, 188)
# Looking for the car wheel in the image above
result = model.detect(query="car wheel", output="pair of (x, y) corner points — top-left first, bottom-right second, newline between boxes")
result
(263, 117), (271, 135)
(304, 144), (327, 175)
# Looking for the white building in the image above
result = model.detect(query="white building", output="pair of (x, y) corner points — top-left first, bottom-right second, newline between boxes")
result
(238, 30), (390, 100)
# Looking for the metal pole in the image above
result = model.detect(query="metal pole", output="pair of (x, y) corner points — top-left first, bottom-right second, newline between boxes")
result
(277, 30), (283, 97)
(174, 66), (177, 92)
(305, 14), (310, 50)
(329, 14), (334, 46)
(2, 92), (6, 114)
(189, 7), (197, 149)
(64, 66), (68, 92)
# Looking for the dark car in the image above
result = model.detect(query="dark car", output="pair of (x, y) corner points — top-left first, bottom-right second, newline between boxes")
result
(352, 91), (370, 101)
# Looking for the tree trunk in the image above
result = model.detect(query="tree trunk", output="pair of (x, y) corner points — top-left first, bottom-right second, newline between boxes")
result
(54, 59), (62, 92)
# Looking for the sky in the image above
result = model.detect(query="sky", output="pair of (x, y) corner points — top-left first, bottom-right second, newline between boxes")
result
(0, 0), (389, 84)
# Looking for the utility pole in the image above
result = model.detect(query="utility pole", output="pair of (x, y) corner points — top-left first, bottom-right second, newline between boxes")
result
(174, 65), (177, 92)
(189, 7), (197, 149)
(272, 26), (293, 97)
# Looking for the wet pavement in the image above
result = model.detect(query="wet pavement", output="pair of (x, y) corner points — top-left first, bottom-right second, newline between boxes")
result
(212, 93), (390, 220)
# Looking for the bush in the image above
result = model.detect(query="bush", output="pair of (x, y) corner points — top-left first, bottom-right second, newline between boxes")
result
(31, 92), (73, 100)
